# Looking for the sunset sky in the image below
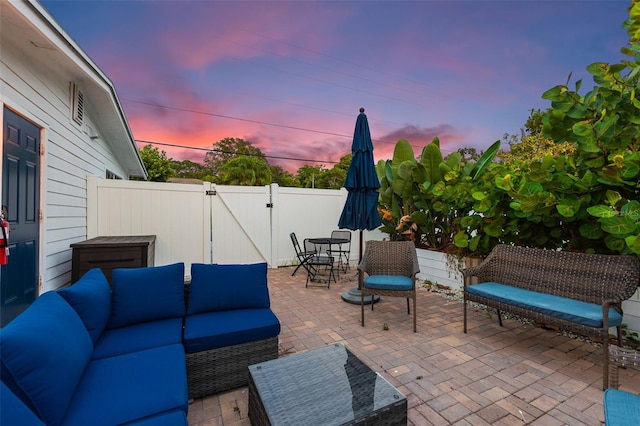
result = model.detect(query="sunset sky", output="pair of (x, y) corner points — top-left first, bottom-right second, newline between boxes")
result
(41, 1), (629, 173)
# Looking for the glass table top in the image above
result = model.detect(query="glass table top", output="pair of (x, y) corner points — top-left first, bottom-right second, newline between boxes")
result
(249, 343), (406, 425)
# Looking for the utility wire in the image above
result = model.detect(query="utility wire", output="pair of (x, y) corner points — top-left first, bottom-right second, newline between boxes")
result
(123, 98), (424, 148)
(136, 140), (341, 165)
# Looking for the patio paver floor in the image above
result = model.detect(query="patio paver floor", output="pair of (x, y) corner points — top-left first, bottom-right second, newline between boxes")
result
(187, 266), (640, 425)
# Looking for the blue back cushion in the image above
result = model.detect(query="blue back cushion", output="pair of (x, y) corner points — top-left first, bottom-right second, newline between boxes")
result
(58, 268), (111, 344)
(109, 263), (185, 329)
(0, 291), (92, 426)
(188, 263), (270, 315)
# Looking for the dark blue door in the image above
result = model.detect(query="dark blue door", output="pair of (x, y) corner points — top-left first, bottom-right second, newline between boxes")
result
(1, 108), (40, 326)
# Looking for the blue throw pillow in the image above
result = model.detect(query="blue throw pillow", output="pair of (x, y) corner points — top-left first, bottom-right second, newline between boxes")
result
(0, 291), (93, 426)
(109, 263), (185, 328)
(188, 263), (270, 315)
(58, 268), (111, 344)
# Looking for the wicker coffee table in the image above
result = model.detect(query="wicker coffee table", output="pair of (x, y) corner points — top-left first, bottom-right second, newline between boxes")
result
(248, 343), (407, 425)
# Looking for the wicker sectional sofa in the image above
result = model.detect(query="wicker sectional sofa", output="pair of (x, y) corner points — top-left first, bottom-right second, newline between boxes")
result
(1, 261), (280, 425)
(462, 244), (640, 390)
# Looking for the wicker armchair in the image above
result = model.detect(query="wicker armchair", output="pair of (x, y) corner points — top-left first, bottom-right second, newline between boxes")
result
(608, 345), (640, 389)
(358, 240), (420, 332)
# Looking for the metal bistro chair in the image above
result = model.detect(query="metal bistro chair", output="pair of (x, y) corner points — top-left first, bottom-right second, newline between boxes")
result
(304, 238), (336, 288)
(290, 232), (315, 276)
(328, 230), (351, 274)
(359, 240), (420, 332)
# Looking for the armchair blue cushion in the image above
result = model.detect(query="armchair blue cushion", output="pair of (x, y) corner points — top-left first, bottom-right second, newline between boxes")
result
(188, 262), (270, 315)
(364, 275), (414, 291)
(0, 291), (93, 426)
(109, 263), (185, 328)
(604, 389), (640, 426)
(58, 268), (111, 344)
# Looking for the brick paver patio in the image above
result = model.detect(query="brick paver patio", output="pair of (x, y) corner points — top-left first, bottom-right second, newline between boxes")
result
(187, 266), (640, 425)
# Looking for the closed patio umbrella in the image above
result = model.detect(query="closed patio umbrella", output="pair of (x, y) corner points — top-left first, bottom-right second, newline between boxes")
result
(338, 108), (382, 304)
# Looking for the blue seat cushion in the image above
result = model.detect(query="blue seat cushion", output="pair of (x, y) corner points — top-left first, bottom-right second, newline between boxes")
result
(0, 291), (93, 426)
(109, 263), (186, 328)
(92, 318), (183, 360)
(188, 263), (270, 315)
(58, 268), (111, 344)
(465, 282), (623, 328)
(604, 389), (640, 426)
(1, 382), (45, 425)
(123, 410), (188, 425)
(62, 344), (188, 426)
(183, 308), (280, 353)
(364, 275), (414, 291)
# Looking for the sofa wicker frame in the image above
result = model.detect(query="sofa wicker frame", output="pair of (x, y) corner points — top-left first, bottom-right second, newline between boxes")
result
(186, 336), (279, 399)
(462, 244), (640, 390)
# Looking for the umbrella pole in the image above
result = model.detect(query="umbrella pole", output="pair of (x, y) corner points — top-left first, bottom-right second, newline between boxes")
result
(341, 230), (379, 305)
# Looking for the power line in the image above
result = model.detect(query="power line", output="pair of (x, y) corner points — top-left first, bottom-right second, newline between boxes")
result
(123, 98), (424, 148)
(136, 140), (341, 165)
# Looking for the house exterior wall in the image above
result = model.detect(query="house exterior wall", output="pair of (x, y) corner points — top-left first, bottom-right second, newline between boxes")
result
(1, 28), (131, 291)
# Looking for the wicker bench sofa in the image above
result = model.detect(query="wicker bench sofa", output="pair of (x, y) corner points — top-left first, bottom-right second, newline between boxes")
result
(1, 262), (280, 424)
(461, 244), (640, 390)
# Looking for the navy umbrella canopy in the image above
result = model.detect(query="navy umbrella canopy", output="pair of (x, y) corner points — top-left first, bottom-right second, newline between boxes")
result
(339, 108), (382, 304)
(338, 108), (382, 232)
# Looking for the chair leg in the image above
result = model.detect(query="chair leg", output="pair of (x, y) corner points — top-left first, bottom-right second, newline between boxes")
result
(463, 294), (468, 333)
(361, 290), (365, 327)
(413, 295), (416, 333)
(617, 326), (623, 345)
(603, 331), (609, 391)
(497, 309), (503, 326)
(406, 298), (410, 314)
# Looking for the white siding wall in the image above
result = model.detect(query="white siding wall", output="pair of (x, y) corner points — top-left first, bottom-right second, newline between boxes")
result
(1, 38), (130, 291)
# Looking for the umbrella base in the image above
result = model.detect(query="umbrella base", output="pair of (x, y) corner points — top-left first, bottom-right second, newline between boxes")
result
(341, 288), (380, 305)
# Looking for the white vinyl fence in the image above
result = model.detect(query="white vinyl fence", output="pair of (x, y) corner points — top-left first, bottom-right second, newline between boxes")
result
(86, 177), (384, 274)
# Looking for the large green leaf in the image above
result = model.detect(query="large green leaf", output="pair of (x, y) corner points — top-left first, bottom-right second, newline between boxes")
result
(600, 215), (637, 235)
(470, 140), (500, 179)
(587, 205), (618, 218)
(420, 142), (443, 184)
(391, 139), (415, 166)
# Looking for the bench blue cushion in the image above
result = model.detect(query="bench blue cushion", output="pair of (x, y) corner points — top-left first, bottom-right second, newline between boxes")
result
(62, 344), (188, 426)
(0, 291), (93, 426)
(183, 308), (280, 353)
(604, 389), (640, 426)
(466, 282), (623, 328)
(0, 382), (45, 425)
(188, 262), (270, 315)
(109, 263), (185, 328)
(58, 268), (111, 344)
(364, 275), (413, 291)
(92, 318), (183, 360)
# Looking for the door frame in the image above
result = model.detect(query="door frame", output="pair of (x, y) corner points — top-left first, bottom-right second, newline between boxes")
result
(1, 104), (46, 298)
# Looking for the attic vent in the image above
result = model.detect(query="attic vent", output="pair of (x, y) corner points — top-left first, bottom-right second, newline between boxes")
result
(71, 82), (84, 125)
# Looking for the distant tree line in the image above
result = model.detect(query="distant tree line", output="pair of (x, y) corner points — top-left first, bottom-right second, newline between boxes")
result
(136, 137), (352, 189)
(137, 113), (553, 188)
